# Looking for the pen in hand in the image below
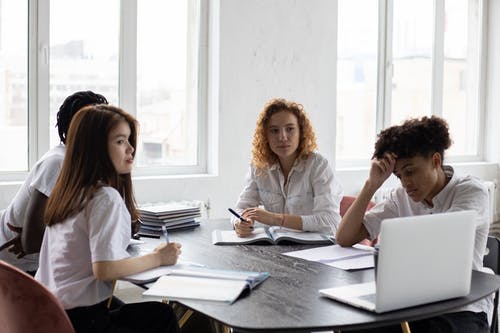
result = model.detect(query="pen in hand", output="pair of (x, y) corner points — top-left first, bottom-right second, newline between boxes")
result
(228, 208), (254, 230)
(161, 225), (170, 243)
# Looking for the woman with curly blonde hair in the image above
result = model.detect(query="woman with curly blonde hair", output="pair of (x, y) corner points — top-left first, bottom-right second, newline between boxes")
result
(232, 98), (342, 237)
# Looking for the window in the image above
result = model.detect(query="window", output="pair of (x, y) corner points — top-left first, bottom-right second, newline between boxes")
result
(336, 0), (378, 161)
(0, 0), (28, 172)
(441, 0), (482, 156)
(336, 0), (485, 166)
(136, 0), (199, 168)
(0, 0), (207, 175)
(49, 0), (120, 147)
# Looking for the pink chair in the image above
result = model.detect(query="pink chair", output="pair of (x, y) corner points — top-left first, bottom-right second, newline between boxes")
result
(340, 195), (377, 246)
(340, 195), (375, 217)
(0, 260), (75, 333)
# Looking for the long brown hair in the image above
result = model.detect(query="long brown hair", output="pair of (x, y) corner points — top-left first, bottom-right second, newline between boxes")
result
(252, 98), (317, 171)
(45, 104), (139, 226)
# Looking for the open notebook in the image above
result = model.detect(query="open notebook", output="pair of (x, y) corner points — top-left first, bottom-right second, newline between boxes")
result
(143, 266), (269, 304)
(212, 226), (333, 245)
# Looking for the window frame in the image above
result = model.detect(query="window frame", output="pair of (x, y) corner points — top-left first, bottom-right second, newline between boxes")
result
(1, 0), (209, 181)
(337, 0), (487, 168)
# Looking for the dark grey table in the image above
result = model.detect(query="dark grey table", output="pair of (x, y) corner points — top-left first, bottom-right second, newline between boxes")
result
(144, 219), (500, 332)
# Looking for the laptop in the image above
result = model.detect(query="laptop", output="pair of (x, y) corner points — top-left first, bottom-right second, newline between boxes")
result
(319, 210), (476, 313)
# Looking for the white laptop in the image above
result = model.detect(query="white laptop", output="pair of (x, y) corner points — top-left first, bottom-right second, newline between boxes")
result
(319, 210), (476, 313)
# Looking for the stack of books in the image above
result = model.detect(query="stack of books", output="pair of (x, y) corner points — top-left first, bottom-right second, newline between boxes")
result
(138, 202), (201, 238)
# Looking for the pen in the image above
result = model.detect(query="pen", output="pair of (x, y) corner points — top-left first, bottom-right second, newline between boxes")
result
(228, 208), (254, 230)
(161, 225), (170, 243)
(228, 208), (247, 222)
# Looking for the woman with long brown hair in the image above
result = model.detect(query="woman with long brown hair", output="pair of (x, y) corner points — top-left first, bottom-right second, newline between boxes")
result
(36, 105), (181, 333)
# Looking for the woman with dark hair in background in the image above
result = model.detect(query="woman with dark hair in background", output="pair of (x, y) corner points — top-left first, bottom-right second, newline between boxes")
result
(36, 104), (181, 333)
(0, 91), (107, 274)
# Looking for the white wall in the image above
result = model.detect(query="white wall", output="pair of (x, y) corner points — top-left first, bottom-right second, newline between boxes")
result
(134, 0), (339, 219)
(119, 0), (500, 220)
(0, 0), (499, 221)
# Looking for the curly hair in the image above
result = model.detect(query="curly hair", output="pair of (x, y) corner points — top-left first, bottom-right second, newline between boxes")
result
(56, 91), (108, 144)
(252, 98), (317, 170)
(373, 116), (452, 162)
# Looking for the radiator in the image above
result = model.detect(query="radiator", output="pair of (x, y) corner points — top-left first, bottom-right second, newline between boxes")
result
(484, 180), (498, 223)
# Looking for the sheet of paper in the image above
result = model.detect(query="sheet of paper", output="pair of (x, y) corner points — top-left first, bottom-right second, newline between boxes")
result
(283, 244), (374, 262)
(128, 238), (145, 246)
(122, 261), (204, 283)
(269, 227), (331, 242)
(172, 267), (258, 280)
(212, 227), (269, 244)
(325, 254), (375, 270)
(143, 275), (249, 303)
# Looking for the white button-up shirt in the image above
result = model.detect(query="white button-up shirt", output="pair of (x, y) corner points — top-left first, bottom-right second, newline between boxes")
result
(36, 187), (131, 309)
(363, 166), (492, 320)
(233, 152), (343, 234)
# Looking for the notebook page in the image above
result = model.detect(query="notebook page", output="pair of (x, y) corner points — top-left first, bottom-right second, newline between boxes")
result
(143, 275), (249, 303)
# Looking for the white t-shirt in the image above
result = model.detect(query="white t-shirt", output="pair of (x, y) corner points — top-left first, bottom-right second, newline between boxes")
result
(233, 152), (343, 234)
(0, 145), (65, 271)
(363, 166), (492, 320)
(35, 186), (131, 309)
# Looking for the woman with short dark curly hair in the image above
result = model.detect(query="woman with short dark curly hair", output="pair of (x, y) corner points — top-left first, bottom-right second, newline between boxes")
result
(0, 91), (108, 275)
(232, 98), (342, 237)
(336, 116), (491, 333)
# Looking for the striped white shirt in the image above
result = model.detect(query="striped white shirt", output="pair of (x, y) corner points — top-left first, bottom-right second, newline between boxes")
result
(233, 152), (342, 234)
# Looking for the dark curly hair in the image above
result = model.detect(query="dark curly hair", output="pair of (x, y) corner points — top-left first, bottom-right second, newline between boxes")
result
(56, 91), (108, 144)
(252, 98), (317, 170)
(373, 116), (452, 162)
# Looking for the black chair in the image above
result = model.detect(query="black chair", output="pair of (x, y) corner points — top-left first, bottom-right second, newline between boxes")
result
(484, 236), (500, 333)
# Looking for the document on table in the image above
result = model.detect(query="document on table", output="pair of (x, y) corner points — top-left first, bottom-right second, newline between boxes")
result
(283, 244), (375, 270)
(143, 266), (270, 304)
(212, 226), (332, 245)
(121, 261), (205, 284)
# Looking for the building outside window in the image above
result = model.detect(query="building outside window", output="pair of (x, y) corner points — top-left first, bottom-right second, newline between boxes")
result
(336, 0), (484, 166)
(0, 0), (206, 176)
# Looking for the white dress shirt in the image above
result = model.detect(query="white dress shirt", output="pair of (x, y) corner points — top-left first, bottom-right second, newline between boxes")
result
(363, 166), (492, 320)
(233, 152), (343, 235)
(36, 186), (131, 309)
(0, 144), (65, 271)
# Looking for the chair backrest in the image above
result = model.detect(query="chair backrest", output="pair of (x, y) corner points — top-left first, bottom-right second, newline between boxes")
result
(484, 236), (500, 274)
(340, 195), (377, 246)
(340, 195), (376, 217)
(483, 236), (500, 333)
(0, 260), (75, 333)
